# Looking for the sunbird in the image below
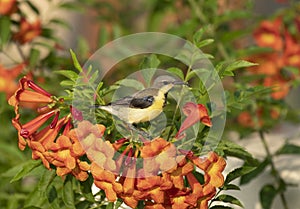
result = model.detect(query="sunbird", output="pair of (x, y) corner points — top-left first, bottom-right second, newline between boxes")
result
(95, 75), (187, 138)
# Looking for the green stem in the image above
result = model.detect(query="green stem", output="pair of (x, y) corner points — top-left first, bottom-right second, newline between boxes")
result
(259, 131), (289, 209)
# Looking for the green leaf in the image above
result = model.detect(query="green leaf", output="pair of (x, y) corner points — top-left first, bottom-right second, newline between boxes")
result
(186, 68), (211, 82)
(47, 186), (60, 209)
(24, 169), (56, 208)
(60, 80), (75, 87)
(9, 160), (42, 183)
(0, 16), (11, 47)
(193, 27), (207, 44)
(214, 194), (244, 208)
(114, 198), (123, 209)
(225, 166), (256, 184)
(275, 143), (300, 155)
(240, 157), (270, 185)
(218, 140), (258, 166)
(225, 60), (257, 72)
(70, 49), (83, 72)
(106, 202), (114, 209)
(29, 48), (41, 68)
(222, 184), (240, 191)
(55, 70), (79, 81)
(62, 176), (76, 209)
(79, 175), (95, 202)
(260, 184), (277, 209)
(196, 38), (214, 48)
(167, 67), (184, 80)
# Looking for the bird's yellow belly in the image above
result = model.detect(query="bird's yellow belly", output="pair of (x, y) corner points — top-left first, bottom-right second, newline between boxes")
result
(127, 108), (162, 124)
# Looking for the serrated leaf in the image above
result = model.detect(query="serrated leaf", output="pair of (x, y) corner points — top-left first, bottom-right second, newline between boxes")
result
(70, 49), (83, 72)
(260, 184), (277, 209)
(10, 160), (42, 183)
(240, 157), (270, 185)
(275, 143), (300, 155)
(62, 176), (76, 209)
(214, 194), (244, 208)
(55, 70), (78, 81)
(225, 166), (256, 184)
(167, 67), (184, 80)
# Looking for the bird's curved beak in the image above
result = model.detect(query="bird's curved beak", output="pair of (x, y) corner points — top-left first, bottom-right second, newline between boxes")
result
(172, 81), (189, 86)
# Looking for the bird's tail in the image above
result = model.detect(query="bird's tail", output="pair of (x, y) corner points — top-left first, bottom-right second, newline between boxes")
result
(92, 104), (113, 114)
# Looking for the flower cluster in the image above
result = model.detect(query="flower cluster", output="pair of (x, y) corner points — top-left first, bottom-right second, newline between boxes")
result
(246, 17), (300, 100)
(8, 77), (88, 180)
(73, 120), (226, 209)
(9, 76), (226, 208)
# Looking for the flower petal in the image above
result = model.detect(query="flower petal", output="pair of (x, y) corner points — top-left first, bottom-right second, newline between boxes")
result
(176, 102), (212, 138)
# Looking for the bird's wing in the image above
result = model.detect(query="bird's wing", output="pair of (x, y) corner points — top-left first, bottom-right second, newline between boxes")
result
(129, 95), (154, 109)
(109, 96), (133, 106)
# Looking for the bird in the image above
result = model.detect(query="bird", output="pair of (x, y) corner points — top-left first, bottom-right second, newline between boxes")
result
(95, 75), (188, 138)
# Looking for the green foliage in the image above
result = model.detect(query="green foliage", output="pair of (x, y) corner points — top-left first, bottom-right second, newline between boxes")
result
(260, 184), (278, 209)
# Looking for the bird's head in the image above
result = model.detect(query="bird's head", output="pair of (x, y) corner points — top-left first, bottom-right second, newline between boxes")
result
(153, 75), (188, 93)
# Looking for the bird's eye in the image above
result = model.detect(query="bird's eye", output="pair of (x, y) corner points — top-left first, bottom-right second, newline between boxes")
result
(144, 96), (154, 103)
(162, 80), (169, 85)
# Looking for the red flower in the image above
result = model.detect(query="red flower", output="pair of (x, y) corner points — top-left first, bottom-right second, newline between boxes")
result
(14, 18), (42, 44)
(188, 152), (226, 187)
(0, 0), (17, 15)
(253, 18), (283, 50)
(48, 130), (90, 181)
(176, 102), (212, 138)
(8, 77), (56, 150)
